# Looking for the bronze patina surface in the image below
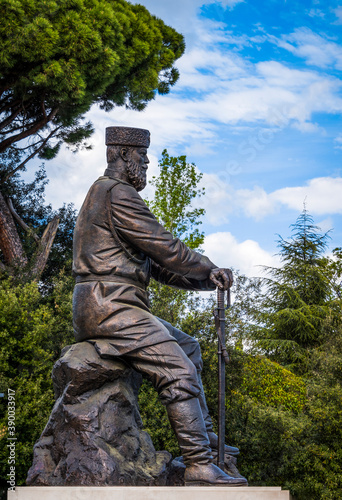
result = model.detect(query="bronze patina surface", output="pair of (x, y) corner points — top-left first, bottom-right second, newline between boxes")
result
(72, 126), (247, 486)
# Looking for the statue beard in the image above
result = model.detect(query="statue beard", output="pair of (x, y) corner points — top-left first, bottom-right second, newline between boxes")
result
(127, 159), (147, 192)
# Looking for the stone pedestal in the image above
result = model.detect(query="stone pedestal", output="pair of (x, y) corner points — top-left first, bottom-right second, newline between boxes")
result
(9, 486), (293, 500)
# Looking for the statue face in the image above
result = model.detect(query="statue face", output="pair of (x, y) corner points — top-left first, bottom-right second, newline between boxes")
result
(126, 147), (149, 192)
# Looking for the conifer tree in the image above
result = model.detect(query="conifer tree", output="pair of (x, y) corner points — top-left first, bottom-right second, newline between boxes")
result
(0, 0), (184, 161)
(252, 208), (340, 373)
(0, 0), (184, 278)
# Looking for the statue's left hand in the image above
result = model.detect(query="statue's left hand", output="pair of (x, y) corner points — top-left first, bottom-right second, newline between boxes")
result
(209, 268), (233, 290)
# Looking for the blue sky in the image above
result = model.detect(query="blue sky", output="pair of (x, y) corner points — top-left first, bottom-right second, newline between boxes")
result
(41, 0), (342, 277)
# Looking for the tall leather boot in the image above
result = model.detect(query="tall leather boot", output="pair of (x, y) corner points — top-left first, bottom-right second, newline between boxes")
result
(197, 373), (239, 456)
(166, 397), (247, 486)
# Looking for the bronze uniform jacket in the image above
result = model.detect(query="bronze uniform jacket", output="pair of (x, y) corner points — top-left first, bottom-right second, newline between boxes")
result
(72, 175), (217, 354)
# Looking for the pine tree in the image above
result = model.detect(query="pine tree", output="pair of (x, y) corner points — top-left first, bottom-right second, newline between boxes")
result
(252, 207), (340, 373)
(0, 0), (185, 277)
(0, 0), (184, 160)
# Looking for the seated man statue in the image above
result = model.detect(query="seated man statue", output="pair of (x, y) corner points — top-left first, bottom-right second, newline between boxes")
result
(72, 126), (247, 487)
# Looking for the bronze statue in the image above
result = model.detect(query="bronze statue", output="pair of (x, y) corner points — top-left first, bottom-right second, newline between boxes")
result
(72, 126), (247, 487)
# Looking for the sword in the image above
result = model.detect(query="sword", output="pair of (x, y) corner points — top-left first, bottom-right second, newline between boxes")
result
(213, 287), (230, 471)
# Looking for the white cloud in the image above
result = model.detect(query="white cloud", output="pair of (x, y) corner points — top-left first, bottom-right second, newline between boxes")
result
(203, 231), (279, 277)
(196, 176), (278, 226)
(334, 133), (342, 149)
(175, 50), (342, 133)
(129, 0), (243, 46)
(235, 186), (276, 220)
(333, 7), (342, 24)
(131, 2), (342, 133)
(197, 173), (235, 225)
(219, 0), (244, 9)
(316, 217), (333, 233)
(308, 8), (325, 19)
(177, 64), (342, 138)
(256, 60), (322, 89)
(196, 175), (342, 226)
(270, 28), (342, 70)
(176, 47), (248, 91)
(272, 177), (342, 215)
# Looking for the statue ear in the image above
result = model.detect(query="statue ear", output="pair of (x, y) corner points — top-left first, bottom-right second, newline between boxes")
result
(120, 147), (128, 161)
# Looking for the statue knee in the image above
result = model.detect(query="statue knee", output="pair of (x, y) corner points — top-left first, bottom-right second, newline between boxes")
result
(157, 361), (201, 404)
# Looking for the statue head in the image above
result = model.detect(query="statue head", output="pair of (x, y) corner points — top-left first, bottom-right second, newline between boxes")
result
(105, 126), (150, 192)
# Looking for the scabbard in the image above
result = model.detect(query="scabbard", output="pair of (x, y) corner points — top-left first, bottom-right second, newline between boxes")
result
(217, 288), (226, 471)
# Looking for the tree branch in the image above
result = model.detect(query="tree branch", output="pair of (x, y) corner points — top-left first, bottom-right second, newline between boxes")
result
(0, 123), (27, 135)
(29, 216), (59, 281)
(0, 107), (58, 153)
(1, 127), (60, 184)
(41, 97), (47, 119)
(6, 198), (40, 242)
(0, 105), (22, 132)
(0, 97), (19, 114)
(11, 139), (43, 151)
(0, 194), (59, 280)
(0, 94), (33, 115)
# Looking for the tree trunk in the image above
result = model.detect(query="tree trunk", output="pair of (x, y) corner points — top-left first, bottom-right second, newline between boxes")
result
(29, 216), (59, 281)
(0, 190), (28, 267)
(0, 191), (59, 280)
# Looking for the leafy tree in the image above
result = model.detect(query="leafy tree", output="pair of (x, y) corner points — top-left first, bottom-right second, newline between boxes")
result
(146, 150), (205, 250)
(0, 279), (55, 496)
(232, 326), (342, 500)
(177, 293), (309, 490)
(0, 271), (75, 497)
(183, 289), (342, 499)
(250, 208), (341, 373)
(145, 149), (205, 325)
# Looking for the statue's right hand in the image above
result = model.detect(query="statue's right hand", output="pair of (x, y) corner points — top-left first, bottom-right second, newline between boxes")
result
(209, 268), (233, 290)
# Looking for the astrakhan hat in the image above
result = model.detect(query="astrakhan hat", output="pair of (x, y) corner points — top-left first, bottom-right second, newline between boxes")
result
(105, 126), (150, 147)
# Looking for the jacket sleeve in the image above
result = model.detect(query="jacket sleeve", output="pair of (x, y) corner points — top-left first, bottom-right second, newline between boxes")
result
(150, 260), (216, 291)
(111, 181), (217, 281)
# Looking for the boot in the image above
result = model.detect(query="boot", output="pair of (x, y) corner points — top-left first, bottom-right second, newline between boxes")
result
(207, 431), (239, 456)
(166, 398), (247, 486)
(197, 373), (240, 456)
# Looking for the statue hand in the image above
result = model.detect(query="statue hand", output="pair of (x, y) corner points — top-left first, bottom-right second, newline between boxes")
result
(209, 268), (233, 290)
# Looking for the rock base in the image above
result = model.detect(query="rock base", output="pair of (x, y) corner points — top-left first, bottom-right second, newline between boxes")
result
(26, 342), (184, 486)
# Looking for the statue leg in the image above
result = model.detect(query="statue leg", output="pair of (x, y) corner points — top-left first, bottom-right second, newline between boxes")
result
(123, 339), (246, 486)
(166, 397), (246, 486)
(157, 317), (239, 456)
